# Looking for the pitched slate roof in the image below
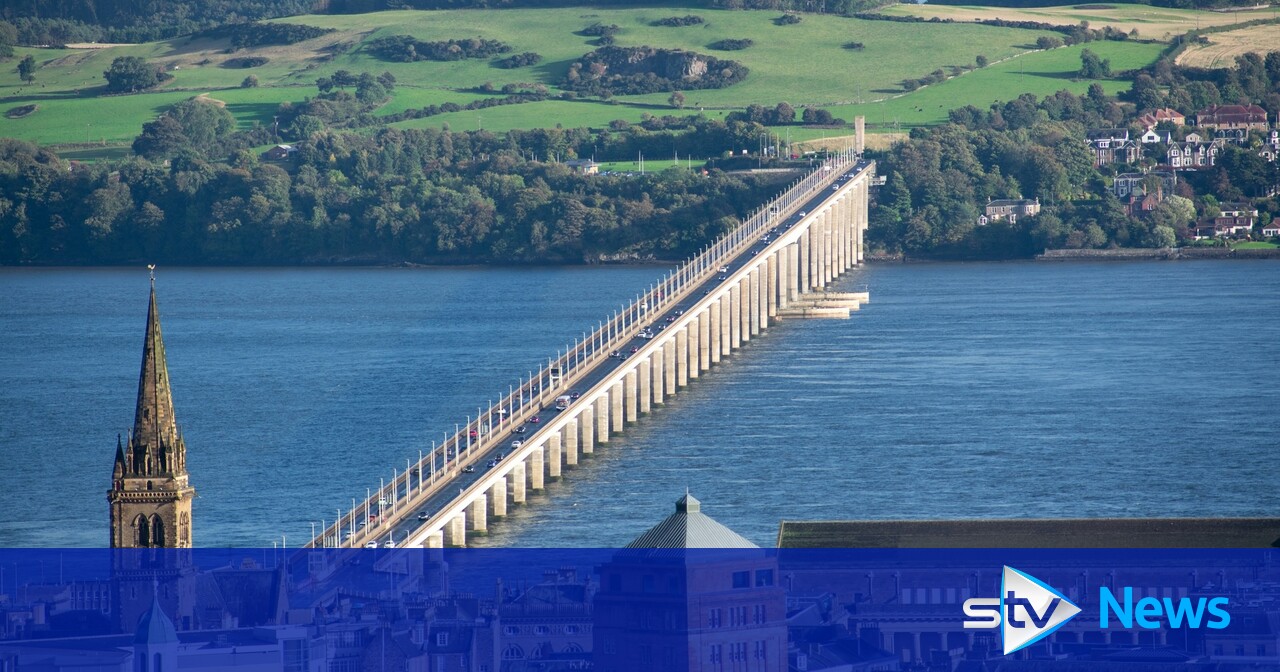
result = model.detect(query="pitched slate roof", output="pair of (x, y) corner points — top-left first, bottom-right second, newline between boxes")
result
(624, 493), (758, 549)
(776, 518), (1280, 548)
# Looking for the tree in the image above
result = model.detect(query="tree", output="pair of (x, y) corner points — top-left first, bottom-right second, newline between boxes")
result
(0, 21), (16, 60)
(103, 56), (168, 92)
(1079, 49), (1111, 79)
(241, 74), (259, 88)
(668, 91), (685, 109)
(18, 54), (36, 83)
(975, 54), (989, 68)
(132, 115), (187, 159)
(772, 102), (795, 124)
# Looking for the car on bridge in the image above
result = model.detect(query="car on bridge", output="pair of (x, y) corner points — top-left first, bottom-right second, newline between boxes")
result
(417, 510), (430, 520)
(511, 439), (525, 449)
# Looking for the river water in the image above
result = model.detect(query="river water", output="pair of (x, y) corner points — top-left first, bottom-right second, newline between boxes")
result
(1, 261), (1277, 548)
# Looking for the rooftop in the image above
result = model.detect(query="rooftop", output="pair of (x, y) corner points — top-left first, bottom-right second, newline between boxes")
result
(776, 518), (1280, 548)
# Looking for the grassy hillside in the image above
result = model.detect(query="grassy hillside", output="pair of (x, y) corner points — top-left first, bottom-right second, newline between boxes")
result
(0, 5), (1165, 156)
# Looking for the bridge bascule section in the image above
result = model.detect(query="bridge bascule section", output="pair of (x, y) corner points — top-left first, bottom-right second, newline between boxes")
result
(307, 149), (876, 550)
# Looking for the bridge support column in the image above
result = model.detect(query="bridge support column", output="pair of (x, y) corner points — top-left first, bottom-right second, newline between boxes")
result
(798, 226), (810, 293)
(829, 199), (840, 277)
(738, 277), (751, 343)
(610, 380), (624, 431)
(530, 446), (544, 492)
(749, 266), (761, 337)
(548, 433), (562, 480)
(651, 349), (665, 405)
(446, 513), (466, 548)
(687, 317), (700, 381)
(858, 181), (867, 264)
(663, 338), (677, 393)
(825, 209), (835, 286)
(470, 496), (488, 532)
(719, 295), (732, 358)
(510, 461), (526, 504)
(809, 216), (821, 290)
(624, 369), (638, 422)
(837, 195), (848, 273)
(638, 357), (651, 414)
(730, 282), (742, 349)
(425, 531), (444, 548)
(788, 242), (800, 302)
(709, 298), (722, 364)
(697, 309), (711, 372)
(565, 418), (579, 466)
(490, 477), (507, 518)
(676, 327), (689, 388)
(766, 253), (778, 318)
(578, 407), (593, 457)
(596, 389), (611, 442)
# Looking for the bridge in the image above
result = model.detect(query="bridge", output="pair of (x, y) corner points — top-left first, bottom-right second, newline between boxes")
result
(307, 148), (876, 550)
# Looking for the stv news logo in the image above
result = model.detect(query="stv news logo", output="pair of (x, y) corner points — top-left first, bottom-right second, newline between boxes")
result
(963, 566), (1232, 656)
(963, 566), (1082, 655)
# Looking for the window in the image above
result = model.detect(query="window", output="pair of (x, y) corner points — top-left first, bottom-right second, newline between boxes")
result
(708, 608), (722, 628)
(732, 571), (749, 589)
(603, 638), (616, 655)
(709, 644), (722, 663)
(502, 645), (525, 660)
(534, 625), (549, 636)
(283, 639), (308, 672)
(755, 569), (774, 587)
(504, 625), (519, 636)
(753, 605), (766, 624)
(436, 632), (448, 647)
(564, 625), (579, 635)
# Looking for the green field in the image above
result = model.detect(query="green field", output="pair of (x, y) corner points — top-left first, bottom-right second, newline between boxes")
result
(1233, 241), (1279, 249)
(0, 5), (1165, 155)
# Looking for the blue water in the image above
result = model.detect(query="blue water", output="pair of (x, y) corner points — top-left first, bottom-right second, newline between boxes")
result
(1, 261), (1277, 548)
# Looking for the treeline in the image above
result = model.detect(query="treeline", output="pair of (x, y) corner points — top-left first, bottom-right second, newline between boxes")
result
(0, 129), (789, 265)
(196, 21), (333, 48)
(855, 11), (1139, 44)
(0, 0), (316, 45)
(366, 35), (512, 62)
(563, 46), (749, 96)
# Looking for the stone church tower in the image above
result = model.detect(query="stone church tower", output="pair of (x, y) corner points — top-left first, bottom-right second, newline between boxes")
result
(108, 274), (195, 549)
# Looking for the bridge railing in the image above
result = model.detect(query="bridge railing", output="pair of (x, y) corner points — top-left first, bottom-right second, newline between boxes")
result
(308, 146), (861, 548)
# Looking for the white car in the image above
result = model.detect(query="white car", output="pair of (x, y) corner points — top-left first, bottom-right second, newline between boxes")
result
(510, 439), (524, 449)
(384, 539), (397, 549)
(364, 541), (378, 549)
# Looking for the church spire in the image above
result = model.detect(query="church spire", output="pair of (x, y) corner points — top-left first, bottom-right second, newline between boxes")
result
(109, 269), (195, 549)
(130, 272), (182, 476)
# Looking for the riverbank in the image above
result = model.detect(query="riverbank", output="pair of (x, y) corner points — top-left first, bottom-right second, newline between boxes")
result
(1037, 247), (1280, 261)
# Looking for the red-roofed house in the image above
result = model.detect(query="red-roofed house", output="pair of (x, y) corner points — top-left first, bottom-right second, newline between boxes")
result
(1196, 104), (1268, 131)
(1137, 108), (1186, 130)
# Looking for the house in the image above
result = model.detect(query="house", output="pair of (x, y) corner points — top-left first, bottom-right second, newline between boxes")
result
(1166, 141), (1221, 170)
(261, 144), (297, 161)
(564, 159), (600, 175)
(1262, 221), (1280, 237)
(1113, 171), (1176, 199)
(980, 198), (1040, 225)
(1217, 202), (1258, 235)
(1214, 127), (1250, 145)
(1140, 129), (1171, 144)
(1196, 104), (1268, 131)
(1086, 129), (1140, 166)
(1126, 191), (1162, 217)
(1184, 131), (1205, 144)
(1137, 107), (1186, 130)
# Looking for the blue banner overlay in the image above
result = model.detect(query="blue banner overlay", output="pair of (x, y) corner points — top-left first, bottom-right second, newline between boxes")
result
(0, 548), (1276, 671)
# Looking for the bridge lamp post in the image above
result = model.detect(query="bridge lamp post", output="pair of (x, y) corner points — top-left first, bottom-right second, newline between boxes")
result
(406, 458), (412, 498)
(351, 499), (356, 537)
(320, 519), (327, 548)
(465, 415), (471, 452)
(311, 522), (316, 541)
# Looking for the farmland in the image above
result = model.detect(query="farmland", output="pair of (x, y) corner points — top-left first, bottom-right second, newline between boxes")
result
(1175, 22), (1280, 67)
(0, 5), (1167, 157)
(876, 3), (1279, 42)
